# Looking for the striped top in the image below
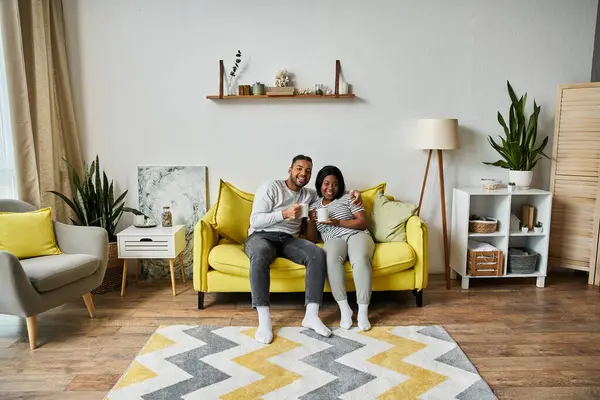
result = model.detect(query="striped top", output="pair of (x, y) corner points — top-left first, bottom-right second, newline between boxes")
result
(311, 193), (369, 241)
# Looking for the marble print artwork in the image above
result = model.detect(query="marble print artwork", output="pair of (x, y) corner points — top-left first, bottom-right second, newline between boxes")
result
(138, 166), (208, 280)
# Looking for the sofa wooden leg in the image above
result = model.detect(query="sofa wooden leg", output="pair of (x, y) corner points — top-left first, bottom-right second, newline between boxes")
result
(26, 315), (37, 350)
(413, 289), (424, 307)
(82, 292), (96, 318)
(197, 292), (205, 310)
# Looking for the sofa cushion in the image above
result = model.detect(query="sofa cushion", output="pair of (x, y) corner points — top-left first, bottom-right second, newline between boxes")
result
(20, 254), (99, 292)
(359, 183), (386, 218)
(0, 207), (62, 259)
(371, 191), (417, 242)
(212, 180), (255, 244)
(208, 241), (415, 279)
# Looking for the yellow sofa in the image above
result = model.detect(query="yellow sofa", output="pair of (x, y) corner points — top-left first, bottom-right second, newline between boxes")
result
(193, 182), (428, 309)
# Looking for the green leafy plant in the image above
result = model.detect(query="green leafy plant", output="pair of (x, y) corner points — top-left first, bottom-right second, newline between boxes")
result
(49, 155), (145, 242)
(484, 81), (550, 171)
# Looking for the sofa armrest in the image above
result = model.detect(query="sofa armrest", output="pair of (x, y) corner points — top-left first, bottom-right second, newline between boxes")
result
(193, 205), (219, 292)
(0, 251), (41, 317)
(54, 222), (108, 261)
(407, 215), (428, 289)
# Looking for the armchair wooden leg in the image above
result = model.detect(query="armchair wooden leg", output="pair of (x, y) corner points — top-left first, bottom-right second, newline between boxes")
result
(82, 292), (96, 318)
(26, 315), (37, 350)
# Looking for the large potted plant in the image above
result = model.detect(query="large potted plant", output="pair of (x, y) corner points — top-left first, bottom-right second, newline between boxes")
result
(50, 155), (145, 293)
(484, 81), (550, 189)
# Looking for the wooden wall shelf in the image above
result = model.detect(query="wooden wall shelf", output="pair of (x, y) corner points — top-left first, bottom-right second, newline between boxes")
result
(207, 59), (354, 100)
(206, 94), (355, 100)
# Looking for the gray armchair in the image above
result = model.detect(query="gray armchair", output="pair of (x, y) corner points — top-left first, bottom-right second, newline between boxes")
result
(0, 199), (108, 349)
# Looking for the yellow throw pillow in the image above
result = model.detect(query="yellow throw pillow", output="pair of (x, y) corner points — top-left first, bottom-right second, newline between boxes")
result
(371, 191), (417, 242)
(0, 207), (62, 259)
(359, 183), (387, 217)
(212, 180), (255, 244)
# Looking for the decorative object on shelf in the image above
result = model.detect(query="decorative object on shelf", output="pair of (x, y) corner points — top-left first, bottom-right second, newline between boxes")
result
(297, 88), (313, 95)
(481, 178), (501, 191)
(483, 81), (550, 190)
(534, 221), (543, 233)
(274, 68), (291, 87)
(252, 82), (264, 95)
(521, 224), (529, 233)
(467, 240), (503, 277)
(508, 247), (539, 274)
(266, 86), (295, 96)
(415, 118), (460, 289)
(521, 204), (535, 231)
(49, 155), (146, 294)
(226, 50), (243, 96)
(138, 166), (208, 280)
(238, 85), (252, 96)
(161, 206), (173, 227)
(507, 182), (516, 192)
(314, 84), (323, 95)
(469, 216), (498, 234)
(207, 60), (356, 100)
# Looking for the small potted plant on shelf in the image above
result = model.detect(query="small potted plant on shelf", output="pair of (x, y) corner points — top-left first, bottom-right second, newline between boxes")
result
(534, 221), (543, 233)
(521, 223), (529, 233)
(507, 182), (516, 192)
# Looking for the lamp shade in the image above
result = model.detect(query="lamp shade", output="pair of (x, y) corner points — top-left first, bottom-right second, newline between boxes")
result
(415, 118), (460, 150)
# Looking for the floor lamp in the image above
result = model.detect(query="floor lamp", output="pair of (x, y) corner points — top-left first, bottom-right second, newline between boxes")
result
(415, 118), (460, 290)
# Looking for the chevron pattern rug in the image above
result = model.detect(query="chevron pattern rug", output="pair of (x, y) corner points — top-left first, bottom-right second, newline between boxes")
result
(105, 325), (496, 400)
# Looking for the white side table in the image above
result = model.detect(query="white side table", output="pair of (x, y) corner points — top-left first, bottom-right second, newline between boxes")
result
(117, 225), (186, 296)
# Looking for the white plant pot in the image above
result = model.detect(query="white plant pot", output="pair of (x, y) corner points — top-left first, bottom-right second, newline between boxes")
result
(521, 227), (529, 233)
(509, 170), (533, 190)
(534, 227), (543, 233)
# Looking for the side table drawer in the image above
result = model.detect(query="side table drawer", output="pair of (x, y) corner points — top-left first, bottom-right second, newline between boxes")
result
(118, 235), (174, 258)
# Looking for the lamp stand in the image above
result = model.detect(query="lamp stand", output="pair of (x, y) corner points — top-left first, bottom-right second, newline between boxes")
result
(417, 149), (451, 290)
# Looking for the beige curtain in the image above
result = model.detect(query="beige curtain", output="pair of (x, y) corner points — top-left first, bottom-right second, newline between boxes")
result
(0, 0), (83, 222)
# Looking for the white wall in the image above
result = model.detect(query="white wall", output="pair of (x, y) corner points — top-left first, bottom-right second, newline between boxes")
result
(62, 0), (597, 274)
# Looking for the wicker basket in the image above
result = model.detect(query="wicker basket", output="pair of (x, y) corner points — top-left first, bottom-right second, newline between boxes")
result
(469, 217), (498, 234)
(507, 247), (538, 274)
(92, 242), (125, 294)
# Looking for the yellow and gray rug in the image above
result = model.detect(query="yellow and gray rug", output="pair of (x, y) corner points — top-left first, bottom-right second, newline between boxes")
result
(105, 325), (496, 399)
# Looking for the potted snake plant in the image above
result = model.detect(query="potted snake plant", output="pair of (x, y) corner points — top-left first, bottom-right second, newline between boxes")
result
(484, 81), (550, 189)
(49, 155), (145, 292)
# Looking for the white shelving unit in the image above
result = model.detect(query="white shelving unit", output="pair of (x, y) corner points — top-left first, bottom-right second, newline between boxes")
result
(450, 187), (552, 289)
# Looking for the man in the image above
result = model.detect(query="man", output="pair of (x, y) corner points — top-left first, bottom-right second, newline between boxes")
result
(244, 155), (362, 344)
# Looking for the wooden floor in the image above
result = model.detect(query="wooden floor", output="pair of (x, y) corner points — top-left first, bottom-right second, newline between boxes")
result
(1, 273), (599, 399)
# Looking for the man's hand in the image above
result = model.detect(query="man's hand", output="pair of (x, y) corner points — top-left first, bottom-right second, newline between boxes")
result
(349, 190), (363, 207)
(283, 204), (302, 220)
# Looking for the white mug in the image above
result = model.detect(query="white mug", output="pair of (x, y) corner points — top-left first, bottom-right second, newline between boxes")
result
(300, 203), (309, 219)
(317, 208), (329, 222)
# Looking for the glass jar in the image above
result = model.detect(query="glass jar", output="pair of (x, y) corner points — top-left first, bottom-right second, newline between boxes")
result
(161, 206), (172, 227)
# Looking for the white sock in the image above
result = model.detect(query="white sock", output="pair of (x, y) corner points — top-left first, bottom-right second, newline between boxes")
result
(357, 304), (371, 331)
(255, 306), (273, 344)
(337, 299), (353, 329)
(302, 303), (331, 337)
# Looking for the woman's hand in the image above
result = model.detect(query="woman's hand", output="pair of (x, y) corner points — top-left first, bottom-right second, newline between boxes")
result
(308, 209), (317, 222)
(319, 218), (340, 226)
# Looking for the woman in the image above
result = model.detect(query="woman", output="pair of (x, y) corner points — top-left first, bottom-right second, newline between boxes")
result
(306, 166), (374, 331)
